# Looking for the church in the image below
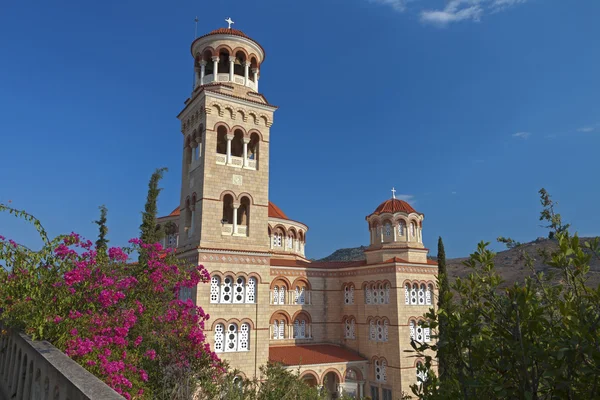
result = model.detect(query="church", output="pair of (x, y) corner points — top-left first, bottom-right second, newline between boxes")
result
(157, 20), (438, 399)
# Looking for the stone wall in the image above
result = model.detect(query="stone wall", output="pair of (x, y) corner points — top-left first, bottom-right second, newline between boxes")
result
(0, 326), (122, 400)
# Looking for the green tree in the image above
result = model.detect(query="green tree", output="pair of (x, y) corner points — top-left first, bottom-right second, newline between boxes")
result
(139, 167), (167, 264)
(539, 188), (570, 239)
(436, 236), (453, 384)
(93, 204), (109, 261)
(410, 190), (600, 399)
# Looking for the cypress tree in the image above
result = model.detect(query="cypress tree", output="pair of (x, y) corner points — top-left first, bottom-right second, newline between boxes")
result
(94, 205), (109, 261)
(437, 236), (451, 382)
(139, 167), (167, 264)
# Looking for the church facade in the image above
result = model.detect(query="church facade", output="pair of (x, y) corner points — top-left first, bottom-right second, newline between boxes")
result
(157, 23), (437, 399)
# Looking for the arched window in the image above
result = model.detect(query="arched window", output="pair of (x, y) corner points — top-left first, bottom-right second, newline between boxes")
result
(398, 220), (406, 235)
(374, 359), (386, 382)
(378, 283), (385, 304)
(231, 129), (244, 158)
(293, 313), (310, 339)
(221, 276), (233, 303)
(365, 285), (372, 304)
(418, 284), (426, 305)
(411, 283), (418, 305)
(279, 286), (286, 304)
(384, 222), (392, 237)
(369, 320), (376, 341)
(245, 277), (256, 303)
(233, 276), (245, 303)
(384, 320), (389, 341)
(424, 325), (431, 342)
(238, 196), (250, 235)
(225, 323), (238, 352)
(409, 320), (416, 341)
(273, 286), (279, 304)
(405, 283), (410, 305)
(234, 51), (246, 77)
(210, 276), (220, 303)
(410, 221), (416, 238)
(214, 323), (224, 352)
(217, 50), (229, 74)
(344, 318), (356, 339)
(222, 194), (234, 225)
(239, 323), (250, 351)
(416, 321), (424, 342)
(371, 284), (378, 305)
(416, 361), (427, 384)
(248, 132), (260, 165)
(216, 126), (228, 155)
(295, 286), (306, 305)
(385, 283), (390, 304)
(273, 229), (283, 247)
(273, 320), (279, 339)
(426, 284), (433, 305)
(344, 284), (354, 305)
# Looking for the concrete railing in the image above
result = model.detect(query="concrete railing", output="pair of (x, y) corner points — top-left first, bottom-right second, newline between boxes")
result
(0, 325), (123, 400)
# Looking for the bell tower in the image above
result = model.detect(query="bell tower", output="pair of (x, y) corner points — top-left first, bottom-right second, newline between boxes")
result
(176, 22), (277, 258)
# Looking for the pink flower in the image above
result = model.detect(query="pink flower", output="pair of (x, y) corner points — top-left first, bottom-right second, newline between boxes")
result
(139, 369), (148, 382)
(145, 349), (156, 360)
(70, 328), (78, 336)
(53, 316), (63, 324)
(134, 336), (143, 347)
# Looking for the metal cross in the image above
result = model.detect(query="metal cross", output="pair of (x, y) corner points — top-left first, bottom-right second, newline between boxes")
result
(194, 16), (199, 38)
(391, 187), (397, 199)
(225, 17), (234, 29)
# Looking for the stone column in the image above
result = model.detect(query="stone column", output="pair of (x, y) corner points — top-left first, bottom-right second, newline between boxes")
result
(194, 66), (200, 88)
(226, 134), (233, 164)
(358, 382), (365, 398)
(252, 68), (259, 91)
(232, 205), (238, 235)
(380, 227), (384, 243)
(243, 137), (250, 167)
(393, 224), (398, 242)
(200, 60), (207, 85)
(244, 61), (250, 86)
(212, 56), (219, 81)
(229, 56), (236, 82)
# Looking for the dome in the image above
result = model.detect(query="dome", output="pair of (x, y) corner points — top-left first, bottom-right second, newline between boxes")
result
(268, 202), (289, 220)
(204, 28), (251, 40)
(371, 198), (417, 216)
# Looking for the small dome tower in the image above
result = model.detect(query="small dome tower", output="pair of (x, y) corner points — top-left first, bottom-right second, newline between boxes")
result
(364, 191), (427, 264)
(190, 19), (265, 93)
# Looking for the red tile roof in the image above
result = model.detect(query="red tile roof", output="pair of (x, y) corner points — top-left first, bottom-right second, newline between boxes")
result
(371, 198), (418, 215)
(169, 207), (180, 216)
(269, 345), (366, 366)
(268, 202), (289, 220)
(384, 257), (438, 265)
(207, 28), (250, 39)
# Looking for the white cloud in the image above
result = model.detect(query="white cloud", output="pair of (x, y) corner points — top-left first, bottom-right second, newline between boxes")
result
(368, 0), (530, 26)
(421, 0), (484, 26)
(577, 126), (595, 133)
(512, 131), (532, 139)
(451, 191), (457, 195)
(368, 0), (409, 12)
(396, 194), (415, 203)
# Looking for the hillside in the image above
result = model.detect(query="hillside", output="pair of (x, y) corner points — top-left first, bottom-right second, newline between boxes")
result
(317, 237), (600, 288)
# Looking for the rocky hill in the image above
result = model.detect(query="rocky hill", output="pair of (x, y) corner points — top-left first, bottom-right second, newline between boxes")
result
(317, 237), (600, 288)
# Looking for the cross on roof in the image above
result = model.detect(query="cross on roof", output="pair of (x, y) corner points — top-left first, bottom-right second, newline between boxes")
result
(225, 17), (234, 29)
(391, 187), (396, 199)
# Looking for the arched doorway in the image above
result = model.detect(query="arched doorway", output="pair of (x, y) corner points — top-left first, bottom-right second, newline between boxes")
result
(341, 368), (362, 398)
(322, 370), (341, 399)
(301, 371), (319, 388)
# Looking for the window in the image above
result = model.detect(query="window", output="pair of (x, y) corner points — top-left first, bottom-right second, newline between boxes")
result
(418, 284), (425, 305)
(212, 275), (255, 304)
(273, 286), (279, 304)
(278, 319), (285, 339)
(274, 233), (282, 247)
(376, 320), (383, 341)
(293, 319), (307, 339)
(221, 276), (233, 303)
(245, 277), (256, 303)
(345, 318), (356, 339)
(385, 283), (390, 304)
(369, 320), (376, 341)
(370, 386), (380, 400)
(210, 276), (220, 303)
(233, 277), (245, 303)
(384, 223), (391, 237)
(411, 222), (416, 237)
(416, 361), (427, 384)
(344, 285), (354, 305)
(295, 286), (306, 305)
(238, 323), (249, 351)
(273, 320), (286, 340)
(398, 220), (406, 235)
(370, 318), (388, 342)
(225, 323), (238, 352)
(273, 320), (279, 339)
(409, 320), (416, 340)
(279, 286), (286, 304)
(426, 284), (433, 305)
(286, 236), (293, 249)
(382, 388), (392, 400)
(378, 283), (385, 304)
(405, 283), (410, 305)
(374, 359), (386, 382)
(214, 323), (224, 352)
(365, 285), (372, 304)
(372, 284), (378, 305)
(411, 283), (418, 305)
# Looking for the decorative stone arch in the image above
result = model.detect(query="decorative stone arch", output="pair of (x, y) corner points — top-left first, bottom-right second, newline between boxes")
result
(232, 46), (249, 59)
(210, 271), (225, 281)
(292, 310), (312, 323)
(210, 318), (229, 331)
(199, 46), (216, 60)
(219, 190), (237, 202)
(230, 125), (247, 136)
(291, 277), (311, 291)
(300, 370), (321, 385)
(215, 44), (234, 56)
(402, 279), (413, 287)
(236, 192), (255, 204)
(246, 128), (263, 140)
(248, 111), (258, 125)
(343, 366), (364, 381)
(298, 230), (305, 242)
(320, 368), (344, 384)
(259, 115), (269, 126)
(191, 192), (197, 210)
(381, 316), (391, 325)
(366, 316), (375, 324)
(224, 106), (235, 119)
(212, 121), (230, 133)
(269, 310), (292, 324)
(210, 103), (224, 117)
(413, 357), (426, 368)
(270, 276), (292, 290)
(247, 272), (262, 284)
(239, 318), (255, 330)
(236, 108), (247, 122)
(381, 279), (392, 287)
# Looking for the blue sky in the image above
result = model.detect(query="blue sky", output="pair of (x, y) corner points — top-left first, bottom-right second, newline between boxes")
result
(1, 0), (598, 259)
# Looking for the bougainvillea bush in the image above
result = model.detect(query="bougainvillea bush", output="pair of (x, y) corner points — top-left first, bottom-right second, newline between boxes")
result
(0, 205), (222, 399)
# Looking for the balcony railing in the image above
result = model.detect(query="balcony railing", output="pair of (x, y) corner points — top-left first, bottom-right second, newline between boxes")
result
(215, 153), (257, 170)
(270, 290), (312, 305)
(221, 224), (248, 237)
(202, 73), (257, 90)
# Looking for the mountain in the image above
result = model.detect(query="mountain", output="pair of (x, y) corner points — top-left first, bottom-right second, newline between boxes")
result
(317, 237), (600, 288)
